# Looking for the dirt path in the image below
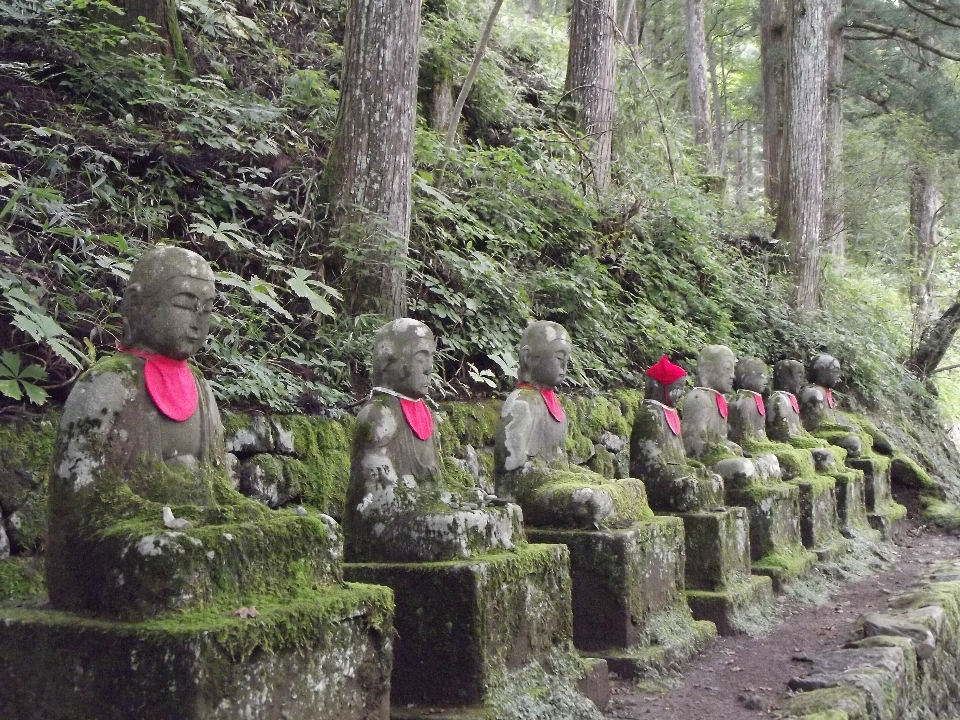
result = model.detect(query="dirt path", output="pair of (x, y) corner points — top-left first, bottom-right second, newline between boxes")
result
(605, 520), (960, 719)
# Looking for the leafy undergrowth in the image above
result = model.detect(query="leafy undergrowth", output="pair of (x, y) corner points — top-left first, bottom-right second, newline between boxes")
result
(0, 0), (928, 417)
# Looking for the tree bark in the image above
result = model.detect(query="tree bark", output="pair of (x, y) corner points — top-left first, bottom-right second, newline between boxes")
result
(565, 0), (617, 191)
(113, 0), (191, 73)
(779, 0), (828, 312)
(823, 0), (845, 271)
(708, 41), (726, 176)
(907, 300), (960, 379)
(909, 163), (940, 326)
(320, 0), (421, 319)
(760, 0), (786, 217)
(685, 0), (714, 169)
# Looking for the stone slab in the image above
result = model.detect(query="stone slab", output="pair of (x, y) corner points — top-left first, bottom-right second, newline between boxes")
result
(792, 476), (840, 550)
(726, 481), (804, 562)
(847, 458), (892, 512)
(344, 543), (572, 708)
(0, 584), (393, 720)
(528, 517), (687, 652)
(686, 574), (774, 636)
(680, 508), (752, 592)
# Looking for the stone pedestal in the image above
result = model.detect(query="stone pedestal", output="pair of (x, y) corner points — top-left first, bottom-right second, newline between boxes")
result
(528, 517), (715, 676)
(680, 508), (774, 635)
(725, 480), (816, 591)
(847, 457), (906, 539)
(0, 585), (393, 720)
(793, 476), (849, 560)
(344, 544), (573, 709)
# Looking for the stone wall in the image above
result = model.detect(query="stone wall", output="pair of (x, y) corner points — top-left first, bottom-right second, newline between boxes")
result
(779, 558), (960, 719)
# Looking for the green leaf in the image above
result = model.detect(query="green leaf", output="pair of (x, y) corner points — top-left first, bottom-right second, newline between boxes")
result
(18, 363), (47, 381)
(286, 269), (335, 318)
(21, 381), (48, 405)
(0, 379), (22, 401)
(0, 350), (20, 377)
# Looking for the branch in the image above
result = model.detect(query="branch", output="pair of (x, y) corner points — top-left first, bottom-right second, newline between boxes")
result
(902, 0), (960, 29)
(845, 19), (960, 61)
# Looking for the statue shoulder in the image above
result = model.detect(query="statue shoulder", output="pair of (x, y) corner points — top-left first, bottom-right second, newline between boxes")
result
(356, 396), (400, 447)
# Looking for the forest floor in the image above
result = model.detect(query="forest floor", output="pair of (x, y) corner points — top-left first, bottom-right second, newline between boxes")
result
(604, 503), (960, 719)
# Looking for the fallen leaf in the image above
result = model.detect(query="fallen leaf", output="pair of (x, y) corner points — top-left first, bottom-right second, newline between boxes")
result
(233, 606), (259, 618)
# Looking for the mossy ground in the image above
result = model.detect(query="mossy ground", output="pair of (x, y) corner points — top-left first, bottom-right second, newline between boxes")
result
(0, 555), (45, 601)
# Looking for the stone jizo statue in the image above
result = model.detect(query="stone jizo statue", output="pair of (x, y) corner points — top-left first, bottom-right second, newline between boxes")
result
(767, 360), (805, 442)
(799, 354), (861, 458)
(345, 318), (521, 562)
(728, 357), (770, 446)
(47, 246), (338, 618)
(629, 355), (723, 511)
(680, 345), (758, 483)
(494, 321), (651, 528)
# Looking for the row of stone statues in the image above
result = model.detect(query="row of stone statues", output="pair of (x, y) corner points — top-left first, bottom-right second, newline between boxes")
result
(31, 245), (898, 718)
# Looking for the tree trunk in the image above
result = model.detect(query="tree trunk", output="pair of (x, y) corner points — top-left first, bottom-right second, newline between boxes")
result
(909, 163), (940, 326)
(685, 0), (714, 169)
(708, 41), (726, 176)
(430, 75), (454, 132)
(760, 0), (786, 217)
(823, 0), (845, 271)
(735, 122), (747, 208)
(779, 0), (828, 312)
(565, 0), (617, 191)
(907, 300), (960, 379)
(320, 0), (421, 319)
(114, 0), (191, 73)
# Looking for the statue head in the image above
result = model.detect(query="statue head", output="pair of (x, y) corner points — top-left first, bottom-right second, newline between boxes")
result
(772, 360), (805, 395)
(810, 354), (842, 388)
(696, 345), (736, 394)
(517, 321), (571, 388)
(371, 318), (436, 399)
(644, 355), (688, 407)
(734, 357), (768, 394)
(120, 245), (217, 361)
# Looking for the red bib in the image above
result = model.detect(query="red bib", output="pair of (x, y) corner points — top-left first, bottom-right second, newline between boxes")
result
(119, 346), (198, 422)
(517, 383), (565, 422)
(400, 398), (434, 440)
(714, 391), (728, 419)
(824, 387), (835, 409)
(751, 391), (766, 417)
(664, 406), (681, 436)
(787, 392), (800, 415)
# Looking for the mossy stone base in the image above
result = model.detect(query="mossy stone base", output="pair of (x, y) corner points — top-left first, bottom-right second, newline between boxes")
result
(867, 501), (908, 541)
(0, 584), (393, 720)
(847, 458), (892, 513)
(752, 545), (818, 593)
(528, 517), (695, 654)
(681, 508), (752, 591)
(726, 481), (804, 563)
(792, 476), (840, 550)
(832, 470), (877, 539)
(49, 513), (342, 619)
(686, 574), (774, 636)
(344, 544), (572, 709)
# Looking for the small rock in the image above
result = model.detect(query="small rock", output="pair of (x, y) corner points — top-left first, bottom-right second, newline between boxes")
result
(0, 521), (9, 560)
(737, 693), (764, 711)
(296, 506), (308, 516)
(271, 418), (296, 455)
(599, 431), (624, 454)
(161, 506), (194, 531)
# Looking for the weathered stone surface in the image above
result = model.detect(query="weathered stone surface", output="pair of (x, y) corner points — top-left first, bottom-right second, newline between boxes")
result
(686, 574), (775, 636)
(857, 612), (936, 660)
(0, 521), (9, 560)
(224, 411), (274, 454)
(788, 647), (909, 720)
(682, 507), (751, 591)
(345, 543), (573, 707)
(0, 583), (394, 720)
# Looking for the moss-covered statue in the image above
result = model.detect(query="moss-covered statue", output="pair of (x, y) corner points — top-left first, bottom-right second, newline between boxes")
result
(767, 360), (807, 443)
(494, 321), (650, 528)
(680, 345), (762, 483)
(345, 318), (521, 562)
(47, 246), (338, 619)
(798, 354), (862, 458)
(629, 355), (723, 512)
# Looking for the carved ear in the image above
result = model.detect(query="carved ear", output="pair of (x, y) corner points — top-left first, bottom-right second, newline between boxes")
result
(119, 283), (143, 345)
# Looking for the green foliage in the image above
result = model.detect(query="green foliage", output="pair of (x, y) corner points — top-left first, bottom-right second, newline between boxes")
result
(0, 351), (49, 405)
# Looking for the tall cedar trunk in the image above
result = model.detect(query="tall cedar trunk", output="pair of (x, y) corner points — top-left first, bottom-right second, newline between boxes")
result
(907, 301), (960, 378)
(685, 0), (714, 169)
(113, 0), (191, 73)
(779, 0), (827, 312)
(708, 42), (726, 176)
(823, 0), (845, 270)
(735, 123), (747, 208)
(565, 0), (617, 191)
(320, 0), (421, 318)
(430, 76), (454, 132)
(909, 163), (940, 326)
(760, 0), (786, 217)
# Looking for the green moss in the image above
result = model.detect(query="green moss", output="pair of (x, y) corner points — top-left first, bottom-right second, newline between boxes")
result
(437, 400), (502, 456)
(922, 498), (960, 530)
(564, 432), (595, 463)
(275, 416), (354, 516)
(524, 469), (654, 527)
(0, 556), (45, 600)
(778, 686), (870, 719)
(745, 438), (816, 480)
(890, 451), (933, 489)
(753, 546), (817, 583)
(610, 389), (644, 429)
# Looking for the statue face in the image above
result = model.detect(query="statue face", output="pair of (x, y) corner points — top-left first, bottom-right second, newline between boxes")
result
(384, 336), (435, 399)
(130, 276), (216, 360)
(698, 346), (736, 393)
(735, 359), (768, 394)
(773, 360), (805, 394)
(524, 339), (570, 388)
(812, 355), (842, 388)
(664, 378), (686, 407)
